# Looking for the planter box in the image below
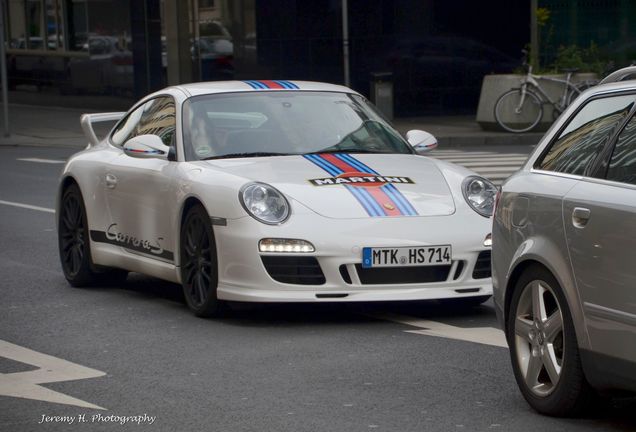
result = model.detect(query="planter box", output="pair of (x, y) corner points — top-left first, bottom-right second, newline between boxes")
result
(476, 73), (598, 132)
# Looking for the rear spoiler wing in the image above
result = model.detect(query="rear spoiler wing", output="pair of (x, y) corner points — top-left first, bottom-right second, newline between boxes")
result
(80, 112), (126, 147)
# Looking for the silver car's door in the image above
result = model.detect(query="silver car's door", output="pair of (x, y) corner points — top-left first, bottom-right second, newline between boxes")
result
(530, 93), (636, 355)
(101, 96), (179, 264)
(563, 111), (636, 363)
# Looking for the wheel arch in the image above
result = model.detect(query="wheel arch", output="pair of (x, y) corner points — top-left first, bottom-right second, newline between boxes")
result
(176, 195), (214, 268)
(504, 248), (590, 350)
(56, 175), (80, 227)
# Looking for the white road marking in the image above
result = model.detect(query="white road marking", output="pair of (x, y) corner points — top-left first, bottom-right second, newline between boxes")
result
(371, 312), (508, 348)
(17, 158), (66, 164)
(429, 150), (530, 186)
(0, 339), (106, 409)
(0, 200), (55, 214)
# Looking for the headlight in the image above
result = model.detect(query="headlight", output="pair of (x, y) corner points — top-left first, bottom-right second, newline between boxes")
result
(462, 176), (498, 217)
(239, 182), (290, 225)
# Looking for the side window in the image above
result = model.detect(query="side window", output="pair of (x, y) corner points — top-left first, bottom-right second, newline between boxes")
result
(607, 115), (636, 185)
(111, 97), (176, 147)
(536, 95), (636, 175)
(111, 104), (144, 146)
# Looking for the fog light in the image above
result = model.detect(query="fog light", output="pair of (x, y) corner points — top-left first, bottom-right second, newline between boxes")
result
(259, 238), (315, 253)
(483, 233), (492, 247)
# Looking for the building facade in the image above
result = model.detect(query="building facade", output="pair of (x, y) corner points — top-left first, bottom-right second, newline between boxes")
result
(3, 1), (632, 116)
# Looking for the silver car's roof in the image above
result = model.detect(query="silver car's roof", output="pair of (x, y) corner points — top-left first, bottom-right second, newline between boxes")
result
(583, 79), (636, 98)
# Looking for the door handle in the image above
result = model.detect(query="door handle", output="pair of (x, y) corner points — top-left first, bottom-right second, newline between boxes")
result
(105, 173), (118, 189)
(572, 207), (590, 228)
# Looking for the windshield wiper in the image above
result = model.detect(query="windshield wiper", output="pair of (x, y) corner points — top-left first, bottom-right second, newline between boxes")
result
(201, 152), (291, 160)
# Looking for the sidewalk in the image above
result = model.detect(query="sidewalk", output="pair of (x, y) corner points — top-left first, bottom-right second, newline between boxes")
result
(0, 104), (544, 149)
(392, 116), (544, 147)
(0, 104), (95, 148)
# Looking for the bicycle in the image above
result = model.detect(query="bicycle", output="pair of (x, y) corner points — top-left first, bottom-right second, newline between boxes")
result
(494, 53), (598, 133)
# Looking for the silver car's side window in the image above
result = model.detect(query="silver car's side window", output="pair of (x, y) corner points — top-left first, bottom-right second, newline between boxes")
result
(111, 97), (176, 147)
(607, 115), (636, 185)
(536, 95), (636, 176)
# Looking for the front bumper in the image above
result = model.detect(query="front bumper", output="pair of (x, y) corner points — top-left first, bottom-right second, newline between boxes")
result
(214, 211), (492, 302)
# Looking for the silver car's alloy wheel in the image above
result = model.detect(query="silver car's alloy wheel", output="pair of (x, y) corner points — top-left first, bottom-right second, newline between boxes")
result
(514, 280), (564, 397)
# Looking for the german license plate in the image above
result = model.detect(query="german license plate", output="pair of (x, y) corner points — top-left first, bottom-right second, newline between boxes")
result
(362, 245), (451, 268)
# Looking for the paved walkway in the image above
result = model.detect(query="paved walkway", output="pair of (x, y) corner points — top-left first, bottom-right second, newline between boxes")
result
(0, 103), (544, 149)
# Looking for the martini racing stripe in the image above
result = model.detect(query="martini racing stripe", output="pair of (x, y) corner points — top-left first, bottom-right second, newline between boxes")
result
(304, 154), (382, 216)
(303, 153), (418, 217)
(243, 80), (299, 90)
(336, 153), (417, 215)
(337, 153), (418, 216)
(330, 153), (417, 216)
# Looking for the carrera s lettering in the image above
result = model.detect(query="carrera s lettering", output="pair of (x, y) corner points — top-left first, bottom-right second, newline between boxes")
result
(105, 223), (164, 255)
(89, 226), (174, 261)
(309, 175), (414, 187)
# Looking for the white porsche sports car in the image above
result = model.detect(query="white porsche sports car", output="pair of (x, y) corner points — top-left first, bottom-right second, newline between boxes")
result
(57, 80), (496, 317)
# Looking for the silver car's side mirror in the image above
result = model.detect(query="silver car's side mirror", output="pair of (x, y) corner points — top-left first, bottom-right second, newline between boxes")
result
(406, 130), (438, 153)
(123, 134), (171, 160)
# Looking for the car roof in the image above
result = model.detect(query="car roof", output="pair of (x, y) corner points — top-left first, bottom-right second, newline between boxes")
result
(568, 79), (636, 105)
(172, 80), (358, 97)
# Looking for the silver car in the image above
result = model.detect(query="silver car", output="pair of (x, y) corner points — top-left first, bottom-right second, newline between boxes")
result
(493, 67), (636, 416)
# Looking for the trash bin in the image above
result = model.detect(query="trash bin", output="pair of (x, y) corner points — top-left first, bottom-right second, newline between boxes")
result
(370, 72), (394, 120)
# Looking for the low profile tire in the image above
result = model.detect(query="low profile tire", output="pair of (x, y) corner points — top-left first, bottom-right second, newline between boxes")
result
(58, 183), (127, 287)
(494, 89), (543, 133)
(180, 204), (223, 317)
(506, 265), (595, 416)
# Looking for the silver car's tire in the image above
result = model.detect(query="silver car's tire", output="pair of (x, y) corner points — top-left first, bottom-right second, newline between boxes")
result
(494, 89), (543, 133)
(506, 265), (595, 416)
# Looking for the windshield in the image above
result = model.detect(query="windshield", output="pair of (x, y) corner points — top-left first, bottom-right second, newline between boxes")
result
(182, 91), (413, 160)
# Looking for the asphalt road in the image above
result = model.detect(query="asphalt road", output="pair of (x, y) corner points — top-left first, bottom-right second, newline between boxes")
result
(1, 145), (634, 432)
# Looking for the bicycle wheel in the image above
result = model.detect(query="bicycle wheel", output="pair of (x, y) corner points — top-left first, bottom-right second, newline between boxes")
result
(494, 89), (544, 133)
(566, 80), (598, 106)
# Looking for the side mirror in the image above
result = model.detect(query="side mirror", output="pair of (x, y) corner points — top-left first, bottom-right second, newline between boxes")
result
(406, 130), (438, 153)
(123, 134), (171, 160)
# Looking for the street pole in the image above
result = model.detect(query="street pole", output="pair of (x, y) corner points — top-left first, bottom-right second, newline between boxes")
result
(341, 0), (350, 87)
(530, 0), (539, 70)
(0, 0), (9, 137)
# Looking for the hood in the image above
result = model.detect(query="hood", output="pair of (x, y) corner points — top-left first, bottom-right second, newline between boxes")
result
(204, 153), (456, 219)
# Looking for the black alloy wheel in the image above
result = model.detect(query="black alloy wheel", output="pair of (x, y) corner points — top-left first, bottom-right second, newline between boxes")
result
(58, 183), (127, 287)
(59, 184), (89, 282)
(180, 204), (222, 317)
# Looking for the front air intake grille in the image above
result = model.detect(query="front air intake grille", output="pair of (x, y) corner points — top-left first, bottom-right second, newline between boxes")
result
(261, 256), (326, 285)
(354, 264), (451, 285)
(339, 265), (352, 284)
(472, 251), (492, 279)
(453, 261), (465, 280)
